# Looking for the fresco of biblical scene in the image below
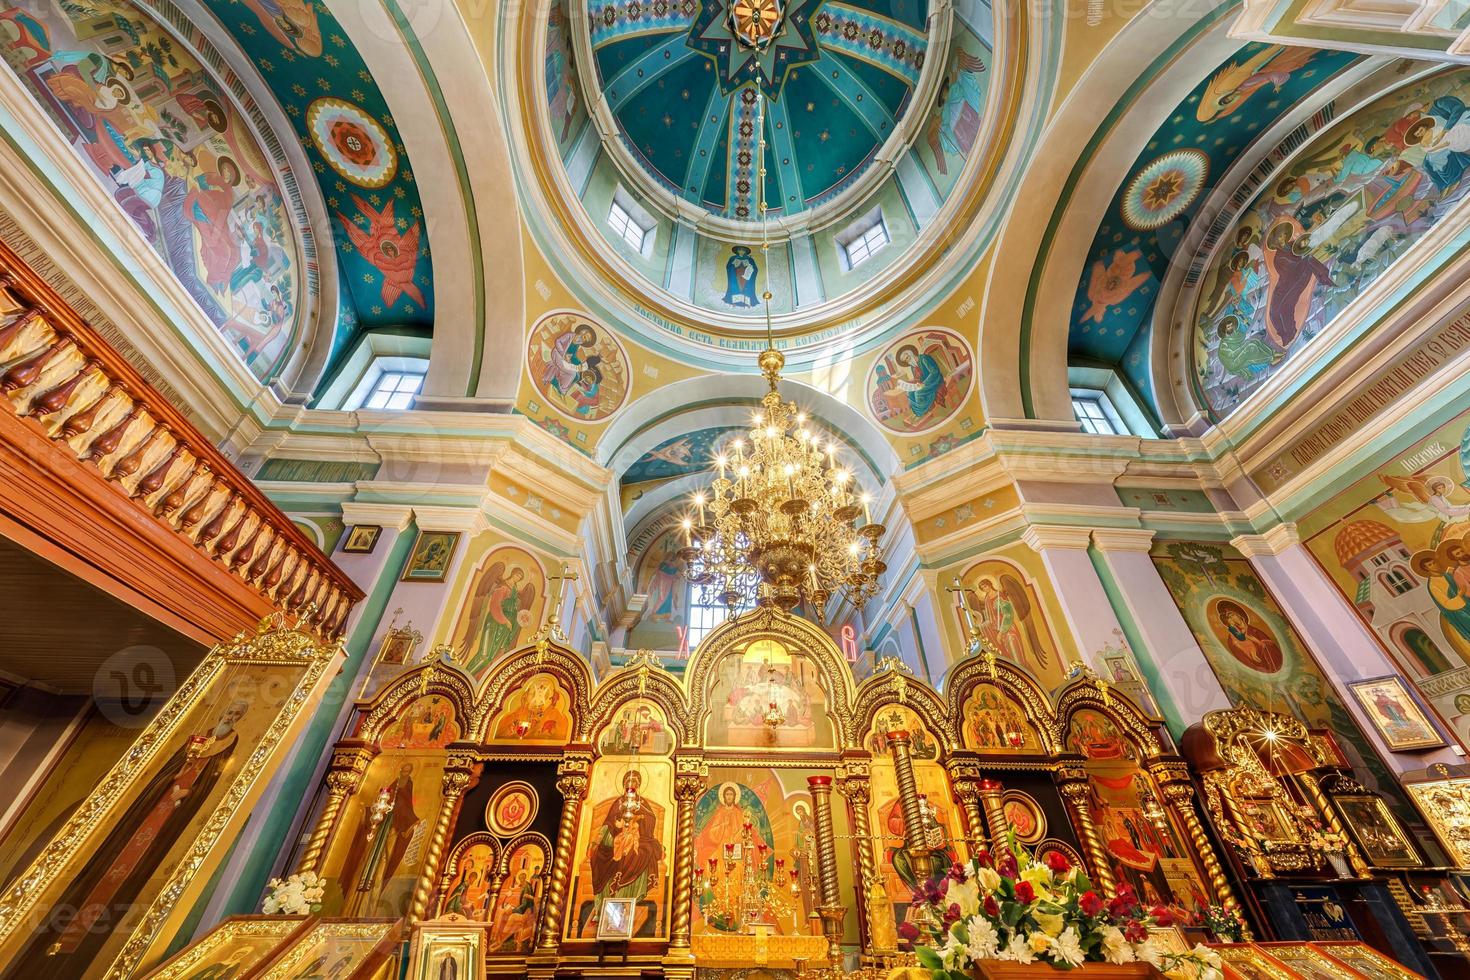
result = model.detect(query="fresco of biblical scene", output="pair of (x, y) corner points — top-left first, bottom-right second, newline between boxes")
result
(486, 672), (573, 744)
(439, 838), (498, 921)
(0, 0), (303, 378)
(869, 713), (965, 935)
(628, 526), (689, 650)
(1152, 541), (1426, 829)
(952, 558), (1068, 689)
(318, 694), (460, 917)
(960, 683), (1045, 754)
(488, 838), (548, 954)
(913, 22), (990, 199)
(565, 759), (672, 940)
(599, 701), (674, 756)
(544, 0), (586, 159)
(705, 638), (835, 749)
(526, 312), (631, 423)
(1193, 67), (1470, 417)
(1065, 709), (1206, 920)
(863, 705), (941, 760)
(1298, 408), (1470, 742)
(448, 545), (545, 680)
(866, 328), (975, 435)
(9, 660), (307, 974)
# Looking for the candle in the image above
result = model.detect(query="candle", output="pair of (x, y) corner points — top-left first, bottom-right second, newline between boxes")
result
(861, 492), (872, 524)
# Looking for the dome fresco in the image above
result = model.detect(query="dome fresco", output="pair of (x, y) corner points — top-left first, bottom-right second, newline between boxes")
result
(587, 0), (928, 219)
(542, 0), (998, 335)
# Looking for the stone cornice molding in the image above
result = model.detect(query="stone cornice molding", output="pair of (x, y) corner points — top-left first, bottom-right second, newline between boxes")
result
(1021, 524), (1095, 552)
(339, 502), (415, 532)
(1230, 523), (1301, 559)
(1089, 528), (1157, 554)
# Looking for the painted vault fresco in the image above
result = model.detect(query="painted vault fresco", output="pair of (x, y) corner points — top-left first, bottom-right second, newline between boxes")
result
(1194, 67), (1470, 416)
(0, 0), (303, 377)
(1070, 44), (1357, 391)
(1299, 407), (1470, 745)
(206, 0), (434, 336)
(1152, 541), (1429, 832)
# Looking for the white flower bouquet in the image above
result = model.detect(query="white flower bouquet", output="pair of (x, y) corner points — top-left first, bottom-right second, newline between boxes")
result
(261, 871), (327, 916)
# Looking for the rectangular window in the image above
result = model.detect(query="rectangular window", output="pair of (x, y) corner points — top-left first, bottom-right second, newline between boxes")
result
(842, 217), (890, 270)
(364, 369), (425, 410)
(1071, 391), (1122, 435)
(685, 585), (752, 651)
(608, 198), (650, 253)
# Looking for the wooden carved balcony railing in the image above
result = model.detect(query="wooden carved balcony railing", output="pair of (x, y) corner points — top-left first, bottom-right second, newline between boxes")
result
(0, 239), (361, 638)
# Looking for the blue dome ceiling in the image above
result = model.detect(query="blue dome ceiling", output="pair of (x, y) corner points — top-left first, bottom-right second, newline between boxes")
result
(588, 0), (930, 220)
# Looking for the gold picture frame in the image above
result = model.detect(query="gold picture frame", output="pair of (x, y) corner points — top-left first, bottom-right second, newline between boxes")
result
(596, 897), (637, 941)
(1000, 789), (1046, 845)
(401, 530), (461, 583)
(485, 780), (539, 837)
(138, 915), (308, 979)
(1332, 794), (1421, 869)
(342, 524), (383, 554)
(0, 615), (341, 978)
(1347, 676), (1445, 751)
(408, 919), (484, 980)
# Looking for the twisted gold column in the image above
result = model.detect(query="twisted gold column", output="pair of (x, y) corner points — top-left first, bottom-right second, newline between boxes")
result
(1295, 771), (1371, 877)
(840, 769), (891, 957)
(669, 768), (705, 954)
(1161, 781), (1249, 937)
(808, 776), (847, 964)
(410, 767), (473, 921)
(296, 748), (372, 874)
(977, 778), (1009, 851)
(535, 767), (589, 955)
(951, 777), (988, 848)
(885, 730), (933, 882)
(1059, 772), (1115, 895)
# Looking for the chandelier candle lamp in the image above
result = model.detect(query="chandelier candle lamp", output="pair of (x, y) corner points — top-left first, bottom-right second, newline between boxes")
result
(680, 92), (887, 619)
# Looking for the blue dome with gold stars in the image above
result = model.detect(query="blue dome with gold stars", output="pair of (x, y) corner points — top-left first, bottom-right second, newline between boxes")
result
(587, 0), (931, 220)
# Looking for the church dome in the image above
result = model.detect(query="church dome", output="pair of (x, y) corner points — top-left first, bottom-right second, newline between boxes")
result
(1333, 520), (1400, 567)
(586, 0), (929, 223)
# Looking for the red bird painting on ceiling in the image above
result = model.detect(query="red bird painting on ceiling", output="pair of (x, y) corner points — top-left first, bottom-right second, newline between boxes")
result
(336, 195), (426, 309)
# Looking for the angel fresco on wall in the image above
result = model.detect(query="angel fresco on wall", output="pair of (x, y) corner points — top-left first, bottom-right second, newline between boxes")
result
(449, 546), (543, 679)
(924, 46), (986, 177)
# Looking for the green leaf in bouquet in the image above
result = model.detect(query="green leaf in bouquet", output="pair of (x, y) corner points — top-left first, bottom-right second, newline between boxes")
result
(915, 946), (944, 971)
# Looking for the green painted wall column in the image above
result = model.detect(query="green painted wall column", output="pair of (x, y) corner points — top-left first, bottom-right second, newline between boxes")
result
(1089, 529), (1232, 736)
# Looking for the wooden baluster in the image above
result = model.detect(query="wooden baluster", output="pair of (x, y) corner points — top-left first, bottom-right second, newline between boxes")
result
(28, 357), (99, 418)
(261, 546), (290, 591)
(179, 479), (222, 532)
(135, 443), (186, 498)
(83, 404), (141, 461)
(232, 523), (269, 571)
(267, 550), (297, 595)
(2, 335), (71, 392)
(210, 506), (248, 558)
(248, 539), (278, 582)
(153, 462), (202, 517)
(0, 274), (23, 316)
(0, 308), (43, 358)
(112, 424), (166, 479)
(61, 386), (119, 439)
(290, 569), (318, 610)
(198, 492), (238, 544)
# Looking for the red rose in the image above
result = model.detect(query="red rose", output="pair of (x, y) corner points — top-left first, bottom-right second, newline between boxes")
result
(1014, 881), (1035, 904)
(945, 903), (963, 925)
(984, 896), (1000, 917)
(1151, 906), (1174, 927)
(974, 848), (994, 868)
(1045, 850), (1071, 875)
(898, 921), (920, 942)
(1124, 921), (1148, 944)
(1079, 890), (1104, 916)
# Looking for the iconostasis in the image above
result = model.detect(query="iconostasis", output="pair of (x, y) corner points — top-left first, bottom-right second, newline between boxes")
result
(278, 605), (1285, 975)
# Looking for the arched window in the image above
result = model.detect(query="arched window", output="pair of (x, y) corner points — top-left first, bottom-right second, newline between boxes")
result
(684, 582), (752, 651)
(1379, 568), (1415, 596)
(1398, 627), (1453, 677)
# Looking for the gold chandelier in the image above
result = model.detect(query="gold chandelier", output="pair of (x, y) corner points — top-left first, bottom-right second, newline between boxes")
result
(678, 91), (887, 621)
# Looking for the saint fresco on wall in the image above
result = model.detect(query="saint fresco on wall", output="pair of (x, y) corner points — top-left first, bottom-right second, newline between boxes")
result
(1152, 541), (1428, 828)
(915, 26), (989, 196)
(635, 527), (688, 630)
(705, 639), (834, 749)
(953, 558), (1067, 688)
(440, 840), (497, 920)
(866, 328), (975, 435)
(0, 0), (301, 378)
(449, 545), (545, 680)
(1193, 67), (1470, 416)
(1299, 409), (1470, 744)
(527, 312), (631, 423)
